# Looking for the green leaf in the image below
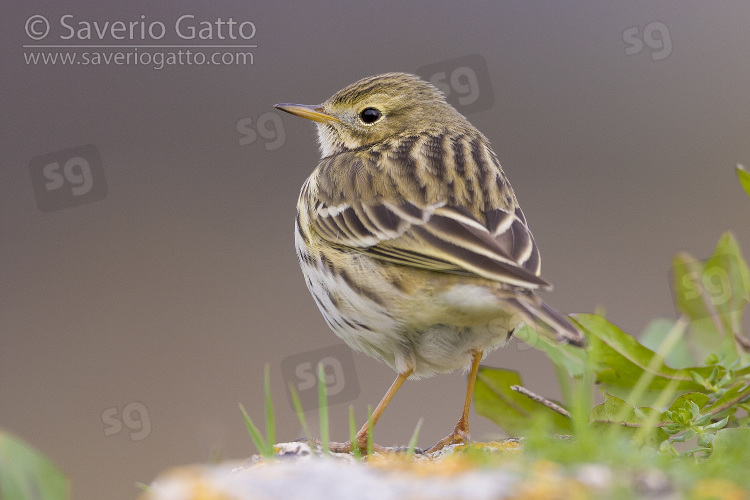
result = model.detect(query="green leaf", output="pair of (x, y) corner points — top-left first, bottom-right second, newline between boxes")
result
(672, 233), (750, 363)
(589, 393), (668, 446)
(672, 252), (713, 326)
(709, 427), (750, 464)
(588, 392), (629, 423)
(672, 253), (730, 362)
(690, 371), (706, 387)
(666, 392), (710, 413)
(681, 446), (711, 455)
(474, 367), (572, 435)
(571, 314), (713, 404)
(696, 432), (713, 448)
(707, 233), (750, 337)
(688, 400), (701, 417)
(0, 430), (69, 500)
(705, 353), (720, 365)
(705, 417), (729, 431)
(704, 383), (745, 420)
(672, 428), (696, 442)
(640, 318), (696, 368)
(737, 164), (750, 198)
(515, 324), (587, 378)
(693, 413), (712, 426)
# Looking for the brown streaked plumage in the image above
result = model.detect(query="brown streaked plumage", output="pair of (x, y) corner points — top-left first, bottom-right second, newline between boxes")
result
(276, 72), (584, 453)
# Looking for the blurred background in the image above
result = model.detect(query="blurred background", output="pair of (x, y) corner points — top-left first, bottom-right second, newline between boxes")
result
(2, 2), (749, 498)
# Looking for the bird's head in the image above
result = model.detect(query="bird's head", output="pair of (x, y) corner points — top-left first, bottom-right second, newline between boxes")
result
(275, 72), (470, 157)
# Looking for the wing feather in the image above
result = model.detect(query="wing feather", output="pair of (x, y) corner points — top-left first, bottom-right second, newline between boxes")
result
(307, 132), (551, 290)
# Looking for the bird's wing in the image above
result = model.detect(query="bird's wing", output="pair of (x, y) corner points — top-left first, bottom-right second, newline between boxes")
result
(306, 135), (550, 290)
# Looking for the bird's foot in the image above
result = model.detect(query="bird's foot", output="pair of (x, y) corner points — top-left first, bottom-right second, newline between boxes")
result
(297, 437), (390, 455)
(331, 439), (393, 455)
(424, 420), (471, 453)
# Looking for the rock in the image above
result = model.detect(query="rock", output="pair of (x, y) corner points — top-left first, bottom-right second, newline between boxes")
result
(139, 441), (526, 500)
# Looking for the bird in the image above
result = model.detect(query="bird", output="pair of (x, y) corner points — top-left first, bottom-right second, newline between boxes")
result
(275, 72), (584, 453)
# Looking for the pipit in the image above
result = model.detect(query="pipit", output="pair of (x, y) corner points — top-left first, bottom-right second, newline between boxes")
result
(276, 73), (584, 453)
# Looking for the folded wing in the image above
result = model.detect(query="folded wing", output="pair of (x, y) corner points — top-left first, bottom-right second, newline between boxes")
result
(307, 138), (549, 291)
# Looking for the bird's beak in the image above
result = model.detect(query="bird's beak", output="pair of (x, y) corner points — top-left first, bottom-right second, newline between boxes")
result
(274, 103), (340, 124)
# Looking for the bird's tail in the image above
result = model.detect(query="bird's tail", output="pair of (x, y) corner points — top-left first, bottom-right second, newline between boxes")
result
(507, 293), (586, 347)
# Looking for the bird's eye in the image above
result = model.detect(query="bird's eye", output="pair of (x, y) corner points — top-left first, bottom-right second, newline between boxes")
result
(359, 107), (382, 124)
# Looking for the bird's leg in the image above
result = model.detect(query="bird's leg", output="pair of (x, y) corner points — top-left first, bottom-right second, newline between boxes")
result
(425, 349), (483, 453)
(355, 369), (412, 450)
(328, 368), (413, 454)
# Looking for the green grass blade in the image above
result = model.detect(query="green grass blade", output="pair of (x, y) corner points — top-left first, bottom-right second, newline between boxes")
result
(135, 483), (152, 493)
(348, 405), (362, 459)
(289, 384), (312, 440)
(318, 363), (329, 454)
(406, 418), (424, 458)
(634, 377), (681, 444)
(554, 363), (573, 407)
(264, 364), (276, 449)
(239, 403), (272, 457)
(613, 318), (687, 425)
(737, 164), (750, 198)
(366, 405), (374, 456)
(571, 354), (595, 437)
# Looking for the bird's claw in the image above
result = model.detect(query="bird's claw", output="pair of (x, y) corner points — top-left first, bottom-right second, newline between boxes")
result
(293, 436), (406, 455)
(424, 422), (471, 453)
